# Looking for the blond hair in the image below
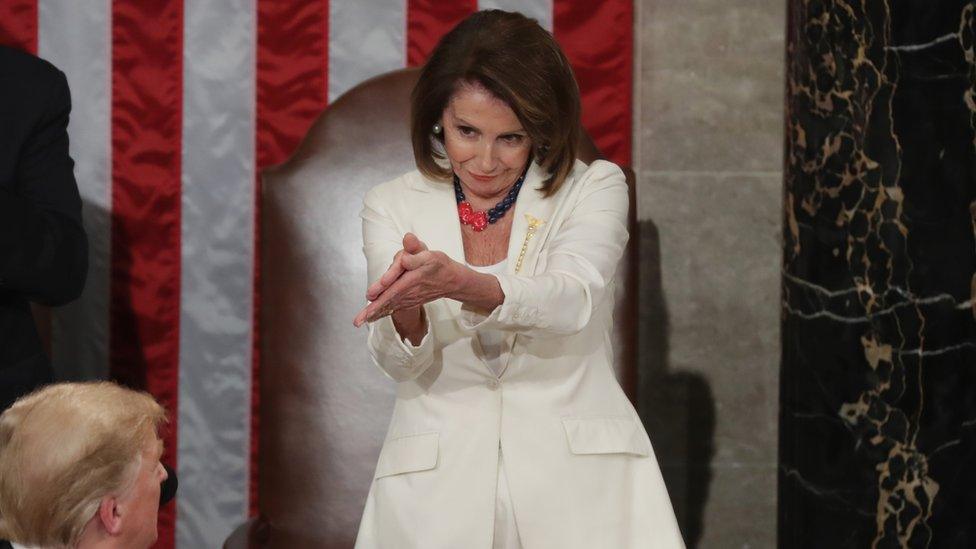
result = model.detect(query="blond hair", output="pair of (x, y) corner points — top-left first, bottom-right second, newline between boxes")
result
(0, 382), (166, 548)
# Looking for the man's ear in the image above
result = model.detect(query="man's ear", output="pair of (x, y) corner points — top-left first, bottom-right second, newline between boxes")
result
(97, 496), (123, 535)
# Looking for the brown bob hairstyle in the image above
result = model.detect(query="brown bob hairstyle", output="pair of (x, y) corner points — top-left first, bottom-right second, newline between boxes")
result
(411, 10), (581, 196)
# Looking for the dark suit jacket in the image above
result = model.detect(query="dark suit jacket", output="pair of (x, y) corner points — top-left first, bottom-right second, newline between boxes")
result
(0, 46), (87, 411)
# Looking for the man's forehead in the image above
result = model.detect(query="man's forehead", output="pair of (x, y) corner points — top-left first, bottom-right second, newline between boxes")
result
(143, 435), (164, 459)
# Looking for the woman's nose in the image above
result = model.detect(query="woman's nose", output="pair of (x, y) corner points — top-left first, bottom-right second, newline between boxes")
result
(477, 142), (497, 172)
(158, 463), (169, 481)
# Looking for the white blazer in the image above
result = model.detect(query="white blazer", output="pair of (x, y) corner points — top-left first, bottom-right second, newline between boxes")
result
(355, 159), (684, 549)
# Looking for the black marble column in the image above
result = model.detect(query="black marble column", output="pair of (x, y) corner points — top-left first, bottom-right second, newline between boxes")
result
(781, 1), (976, 547)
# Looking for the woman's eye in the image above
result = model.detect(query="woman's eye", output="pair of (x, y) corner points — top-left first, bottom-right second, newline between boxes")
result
(502, 134), (525, 145)
(457, 126), (476, 137)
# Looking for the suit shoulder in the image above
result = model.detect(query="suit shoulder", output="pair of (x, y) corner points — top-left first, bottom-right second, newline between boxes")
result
(563, 159), (627, 195)
(365, 170), (427, 203)
(0, 46), (65, 87)
(0, 47), (68, 113)
(575, 159), (625, 181)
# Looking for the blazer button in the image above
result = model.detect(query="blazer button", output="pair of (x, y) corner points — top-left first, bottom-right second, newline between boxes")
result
(486, 379), (500, 390)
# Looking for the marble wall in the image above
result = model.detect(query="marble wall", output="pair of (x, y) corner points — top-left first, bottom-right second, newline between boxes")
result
(781, 1), (976, 547)
(634, 0), (785, 547)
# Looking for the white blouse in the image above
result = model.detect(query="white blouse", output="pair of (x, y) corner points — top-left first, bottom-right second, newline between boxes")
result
(467, 259), (510, 378)
(467, 259), (522, 548)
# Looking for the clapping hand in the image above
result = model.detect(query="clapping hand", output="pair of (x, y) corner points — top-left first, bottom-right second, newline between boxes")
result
(353, 233), (459, 327)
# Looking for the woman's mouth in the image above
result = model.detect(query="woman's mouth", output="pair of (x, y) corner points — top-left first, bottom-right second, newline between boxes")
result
(469, 172), (496, 182)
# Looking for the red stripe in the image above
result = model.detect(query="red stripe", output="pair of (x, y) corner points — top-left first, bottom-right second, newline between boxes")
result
(0, 0), (37, 53)
(406, 0), (477, 67)
(256, 0), (329, 169)
(254, 0), (330, 516)
(109, 2), (183, 547)
(554, 0), (634, 166)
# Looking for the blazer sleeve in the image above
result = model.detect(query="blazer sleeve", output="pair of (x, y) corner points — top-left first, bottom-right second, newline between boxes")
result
(459, 160), (629, 338)
(360, 182), (435, 383)
(0, 69), (87, 306)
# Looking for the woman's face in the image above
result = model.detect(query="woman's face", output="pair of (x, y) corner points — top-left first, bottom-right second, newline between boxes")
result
(441, 83), (532, 200)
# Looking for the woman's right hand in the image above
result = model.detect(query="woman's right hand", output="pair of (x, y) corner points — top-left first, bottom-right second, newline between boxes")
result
(355, 229), (470, 329)
(365, 233), (427, 302)
(375, 234), (428, 345)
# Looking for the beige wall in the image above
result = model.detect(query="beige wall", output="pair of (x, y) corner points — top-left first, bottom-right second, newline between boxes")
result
(633, 1), (785, 547)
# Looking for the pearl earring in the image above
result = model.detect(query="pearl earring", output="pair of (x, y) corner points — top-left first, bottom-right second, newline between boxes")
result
(432, 123), (442, 135)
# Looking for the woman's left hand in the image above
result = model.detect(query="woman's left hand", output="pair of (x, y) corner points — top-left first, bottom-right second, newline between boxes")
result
(353, 233), (460, 327)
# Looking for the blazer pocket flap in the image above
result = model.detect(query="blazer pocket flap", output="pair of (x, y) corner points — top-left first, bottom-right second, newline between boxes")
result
(562, 417), (650, 457)
(374, 432), (439, 479)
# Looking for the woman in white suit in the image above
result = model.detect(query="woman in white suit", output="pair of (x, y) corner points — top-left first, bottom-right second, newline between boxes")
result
(352, 10), (684, 549)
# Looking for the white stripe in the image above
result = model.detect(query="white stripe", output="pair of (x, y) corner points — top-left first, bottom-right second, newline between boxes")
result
(329, 0), (407, 102)
(179, 0), (256, 546)
(479, 0), (553, 31)
(38, 0), (112, 382)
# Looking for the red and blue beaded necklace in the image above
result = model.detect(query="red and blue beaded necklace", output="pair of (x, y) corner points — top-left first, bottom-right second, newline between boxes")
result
(453, 169), (527, 232)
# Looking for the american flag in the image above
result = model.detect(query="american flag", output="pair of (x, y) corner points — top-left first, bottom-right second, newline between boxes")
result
(0, 1), (633, 547)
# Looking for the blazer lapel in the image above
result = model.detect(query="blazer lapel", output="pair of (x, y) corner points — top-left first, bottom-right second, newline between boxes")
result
(496, 162), (566, 378)
(506, 162), (564, 278)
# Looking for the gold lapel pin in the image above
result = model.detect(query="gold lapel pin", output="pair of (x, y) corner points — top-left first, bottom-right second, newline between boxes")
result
(515, 214), (546, 273)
